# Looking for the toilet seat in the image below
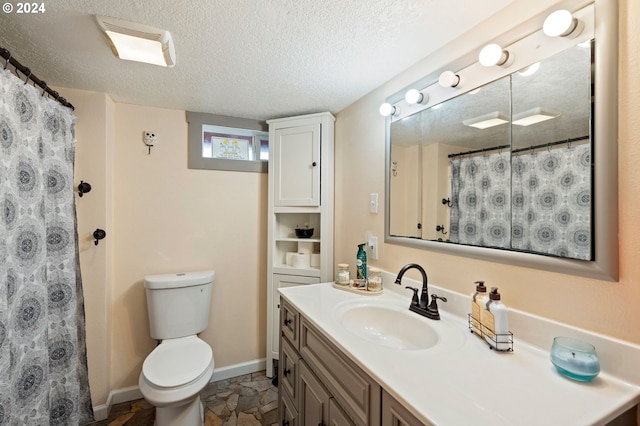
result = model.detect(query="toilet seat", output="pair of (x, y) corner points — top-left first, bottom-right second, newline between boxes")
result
(143, 336), (212, 388)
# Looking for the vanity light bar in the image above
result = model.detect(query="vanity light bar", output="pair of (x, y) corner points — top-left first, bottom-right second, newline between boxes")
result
(379, 5), (593, 121)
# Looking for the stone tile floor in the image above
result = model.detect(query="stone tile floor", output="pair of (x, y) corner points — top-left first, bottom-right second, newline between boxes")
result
(86, 371), (278, 426)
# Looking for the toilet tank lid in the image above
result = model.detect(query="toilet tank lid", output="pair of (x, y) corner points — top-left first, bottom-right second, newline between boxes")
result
(144, 270), (215, 289)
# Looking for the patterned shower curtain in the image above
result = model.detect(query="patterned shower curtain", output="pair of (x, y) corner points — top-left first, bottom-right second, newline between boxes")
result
(0, 68), (93, 424)
(511, 144), (592, 260)
(449, 151), (511, 248)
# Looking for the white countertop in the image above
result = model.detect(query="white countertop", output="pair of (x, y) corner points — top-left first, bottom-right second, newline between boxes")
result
(279, 280), (640, 425)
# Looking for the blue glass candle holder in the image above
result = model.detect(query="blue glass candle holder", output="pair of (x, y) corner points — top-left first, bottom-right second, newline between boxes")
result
(550, 336), (600, 382)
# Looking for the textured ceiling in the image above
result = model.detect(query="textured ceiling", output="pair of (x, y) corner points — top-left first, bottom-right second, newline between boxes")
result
(0, 0), (517, 120)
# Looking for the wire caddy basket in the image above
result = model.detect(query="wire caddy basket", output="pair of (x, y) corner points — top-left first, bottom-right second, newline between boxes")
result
(468, 314), (514, 352)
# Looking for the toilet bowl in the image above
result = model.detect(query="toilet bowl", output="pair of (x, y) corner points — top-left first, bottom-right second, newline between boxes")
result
(139, 336), (214, 425)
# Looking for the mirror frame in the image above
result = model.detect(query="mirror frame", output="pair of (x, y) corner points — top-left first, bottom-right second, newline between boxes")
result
(384, 0), (618, 281)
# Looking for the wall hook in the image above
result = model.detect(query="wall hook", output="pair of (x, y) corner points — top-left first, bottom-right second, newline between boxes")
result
(78, 181), (92, 197)
(435, 225), (448, 235)
(442, 197), (452, 207)
(93, 229), (106, 245)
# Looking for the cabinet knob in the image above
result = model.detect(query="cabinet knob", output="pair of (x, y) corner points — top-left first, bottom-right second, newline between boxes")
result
(284, 318), (292, 326)
(283, 368), (291, 377)
(312, 161), (317, 167)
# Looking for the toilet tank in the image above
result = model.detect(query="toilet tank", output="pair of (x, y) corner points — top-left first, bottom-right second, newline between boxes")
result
(144, 270), (215, 340)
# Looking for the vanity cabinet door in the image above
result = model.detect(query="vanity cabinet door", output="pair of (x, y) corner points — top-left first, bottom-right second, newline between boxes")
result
(273, 123), (321, 206)
(300, 360), (330, 426)
(382, 390), (433, 426)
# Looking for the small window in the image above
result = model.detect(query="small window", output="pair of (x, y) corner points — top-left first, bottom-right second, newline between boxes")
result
(187, 111), (268, 173)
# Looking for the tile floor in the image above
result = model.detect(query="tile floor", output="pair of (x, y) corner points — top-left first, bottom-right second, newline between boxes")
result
(86, 371), (278, 426)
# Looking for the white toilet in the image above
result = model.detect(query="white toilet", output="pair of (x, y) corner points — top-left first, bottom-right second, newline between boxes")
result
(139, 270), (216, 426)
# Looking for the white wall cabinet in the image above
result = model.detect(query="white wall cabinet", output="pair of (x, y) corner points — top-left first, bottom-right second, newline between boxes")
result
(266, 112), (335, 378)
(273, 123), (321, 206)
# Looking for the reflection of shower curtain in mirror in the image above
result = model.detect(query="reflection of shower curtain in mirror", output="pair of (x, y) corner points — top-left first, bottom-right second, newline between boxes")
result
(449, 152), (511, 248)
(512, 144), (592, 260)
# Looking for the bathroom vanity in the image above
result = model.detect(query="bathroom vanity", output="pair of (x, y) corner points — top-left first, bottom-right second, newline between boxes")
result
(278, 280), (640, 425)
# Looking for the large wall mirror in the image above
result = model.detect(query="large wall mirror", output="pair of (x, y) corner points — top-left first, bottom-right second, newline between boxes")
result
(385, 0), (618, 280)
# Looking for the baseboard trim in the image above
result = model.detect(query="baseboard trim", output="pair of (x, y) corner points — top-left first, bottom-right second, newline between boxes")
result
(210, 358), (266, 382)
(91, 358), (266, 420)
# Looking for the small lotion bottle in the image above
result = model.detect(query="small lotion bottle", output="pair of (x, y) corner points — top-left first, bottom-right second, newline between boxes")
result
(471, 281), (487, 337)
(484, 287), (509, 350)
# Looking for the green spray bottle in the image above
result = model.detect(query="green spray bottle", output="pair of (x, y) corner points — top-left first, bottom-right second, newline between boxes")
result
(356, 243), (367, 280)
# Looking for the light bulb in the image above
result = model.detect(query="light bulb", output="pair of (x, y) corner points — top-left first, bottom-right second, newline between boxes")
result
(543, 10), (582, 38)
(438, 71), (461, 88)
(405, 89), (427, 105)
(379, 103), (397, 117)
(478, 44), (512, 67)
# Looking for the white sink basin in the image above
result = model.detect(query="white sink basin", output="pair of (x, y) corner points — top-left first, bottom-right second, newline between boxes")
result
(337, 302), (465, 351)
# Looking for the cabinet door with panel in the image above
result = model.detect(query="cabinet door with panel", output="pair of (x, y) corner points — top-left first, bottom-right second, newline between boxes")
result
(300, 360), (330, 426)
(273, 123), (321, 206)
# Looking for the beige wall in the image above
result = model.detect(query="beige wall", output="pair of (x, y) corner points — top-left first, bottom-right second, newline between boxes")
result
(335, 0), (640, 345)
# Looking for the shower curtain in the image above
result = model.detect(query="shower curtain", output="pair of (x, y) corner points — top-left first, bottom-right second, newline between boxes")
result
(449, 145), (591, 260)
(512, 144), (592, 260)
(449, 151), (511, 248)
(0, 68), (93, 424)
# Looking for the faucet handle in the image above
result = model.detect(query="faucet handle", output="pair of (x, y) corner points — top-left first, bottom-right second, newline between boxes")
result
(405, 286), (420, 306)
(431, 294), (447, 303)
(428, 294), (447, 311)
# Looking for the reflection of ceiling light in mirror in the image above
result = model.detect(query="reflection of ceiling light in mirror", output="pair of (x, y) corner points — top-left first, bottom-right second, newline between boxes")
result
(438, 71), (462, 88)
(478, 44), (514, 67)
(463, 111), (509, 129)
(543, 10), (584, 38)
(405, 89), (428, 105)
(468, 88), (482, 95)
(96, 15), (176, 67)
(431, 104), (443, 110)
(379, 103), (399, 117)
(518, 62), (540, 77)
(512, 107), (559, 126)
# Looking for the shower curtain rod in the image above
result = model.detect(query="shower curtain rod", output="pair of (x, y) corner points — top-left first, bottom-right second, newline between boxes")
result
(448, 135), (589, 159)
(0, 46), (74, 110)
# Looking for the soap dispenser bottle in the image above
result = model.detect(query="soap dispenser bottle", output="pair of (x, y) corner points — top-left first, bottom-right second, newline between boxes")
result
(471, 281), (487, 337)
(484, 287), (510, 350)
(356, 243), (367, 281)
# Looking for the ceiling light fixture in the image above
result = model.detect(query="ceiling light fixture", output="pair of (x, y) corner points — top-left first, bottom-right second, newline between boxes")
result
(379, 103), (400, 117)
(462, 111), (509, 129)
(512, 107), (559, 126)
(543, 10), (584, 38)
(405, 89), (428, 105)
(95, 15), (176, 67)
(478, 44), (515, 67)
(438, 71), (462, 88)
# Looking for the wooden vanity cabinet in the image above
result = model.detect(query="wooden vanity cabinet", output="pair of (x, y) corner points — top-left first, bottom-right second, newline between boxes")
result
(279, 298), (384, 426)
